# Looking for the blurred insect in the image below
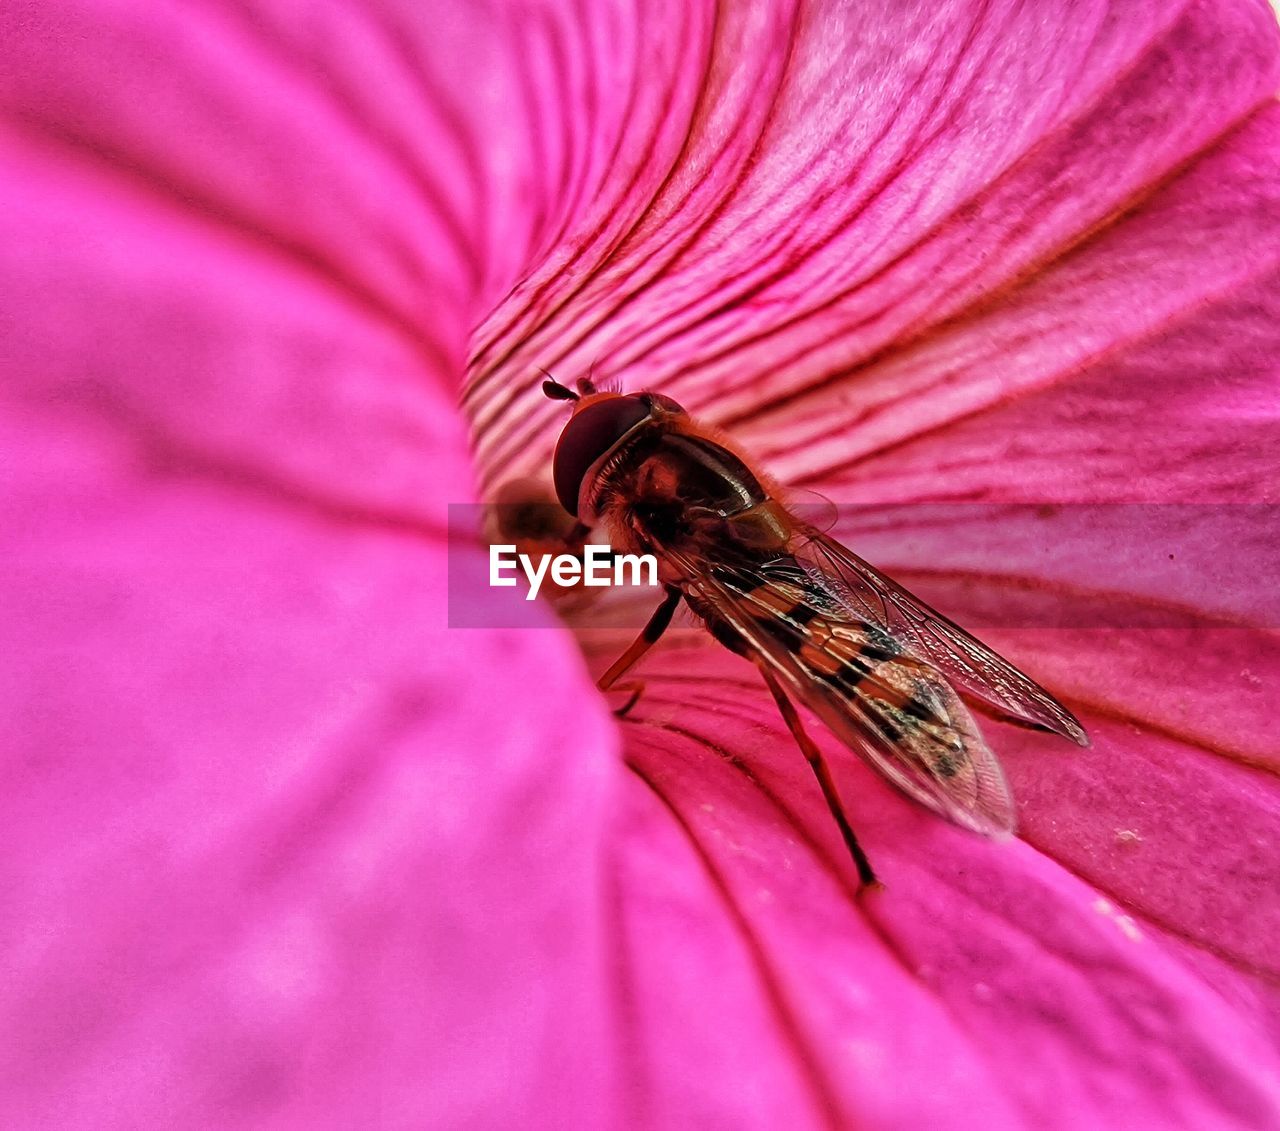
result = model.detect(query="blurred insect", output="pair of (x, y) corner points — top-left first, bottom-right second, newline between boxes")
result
(542, 373), (1088, 889)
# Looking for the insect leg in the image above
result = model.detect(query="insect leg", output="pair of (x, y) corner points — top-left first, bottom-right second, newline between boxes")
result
(597, 586), (682, 714)
(754, 659), (880, 890)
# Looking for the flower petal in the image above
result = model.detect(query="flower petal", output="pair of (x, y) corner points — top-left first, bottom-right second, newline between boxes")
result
(0, 2), (631, 1124)
(600, 643), (1280, 1129)
(472, 0), (1280, 491)
(802, 106), (1280, 498)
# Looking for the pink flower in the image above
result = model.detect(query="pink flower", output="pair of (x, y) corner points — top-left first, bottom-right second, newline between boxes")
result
(2, 1), (1279, 1127)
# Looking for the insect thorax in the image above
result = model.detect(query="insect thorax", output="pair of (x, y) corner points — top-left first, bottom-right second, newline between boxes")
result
(589, 426), (788, 562)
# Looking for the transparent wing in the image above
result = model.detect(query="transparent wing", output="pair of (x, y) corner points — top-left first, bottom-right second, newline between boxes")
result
(665, 545), (1018, 836)
(793, 524), (1089, 747)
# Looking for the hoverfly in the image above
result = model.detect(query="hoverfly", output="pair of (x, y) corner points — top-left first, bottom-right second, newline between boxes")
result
(542, 373), (1088, 888)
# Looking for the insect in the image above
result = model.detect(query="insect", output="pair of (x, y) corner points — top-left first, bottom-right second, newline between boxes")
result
(542, 373), (1088, 889)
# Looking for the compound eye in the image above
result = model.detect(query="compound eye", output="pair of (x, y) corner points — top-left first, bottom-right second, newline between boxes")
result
(552, 395), (651, 515)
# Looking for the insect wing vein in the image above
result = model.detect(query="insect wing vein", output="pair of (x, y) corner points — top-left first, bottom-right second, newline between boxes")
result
(794, 525), (1088, 747)
(665, 544), (1018, 836)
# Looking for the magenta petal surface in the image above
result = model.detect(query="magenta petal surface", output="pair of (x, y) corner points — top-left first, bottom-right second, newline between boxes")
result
(3, 2), (1280, 1130)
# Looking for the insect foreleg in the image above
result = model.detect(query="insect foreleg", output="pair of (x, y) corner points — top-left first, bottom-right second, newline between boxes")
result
(597, 585), (682, 716)
(754, 659), (881, 891)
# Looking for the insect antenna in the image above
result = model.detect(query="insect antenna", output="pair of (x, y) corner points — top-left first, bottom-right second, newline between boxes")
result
(583, 356), (627, 396)
(574, 356), (606, 397)
(539, 367), (579, 402)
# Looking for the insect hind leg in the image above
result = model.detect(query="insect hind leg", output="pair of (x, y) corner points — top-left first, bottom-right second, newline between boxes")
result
(754, 659), (881, 892)
(606, 681), (645, 718)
